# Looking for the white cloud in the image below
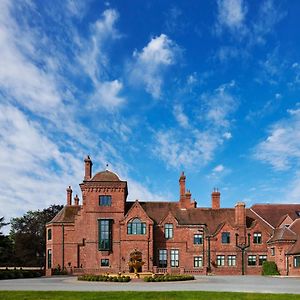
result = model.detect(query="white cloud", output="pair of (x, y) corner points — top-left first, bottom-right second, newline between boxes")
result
(0, 0), (62, 115)
(213, 164), (225, 173)
(77, 8), (125, 110)
(200, 81), (237, 128)
(91, 80), (125, 110)
(223, 132), (232, 139)
(129, 34), (180, 99)
(154, 82), (238, 169)
(173, 104), (189, 128)
(216, 0), (247, 33)
(254, 107), (300, 170)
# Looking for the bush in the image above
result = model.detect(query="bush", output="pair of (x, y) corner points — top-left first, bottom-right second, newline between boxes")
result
(0, 269), (42, 280)
(52, 267), (68, 275)
(78, 274), (131, 282)
(262, 261), (280, 275)
(143, 274), (194, 282)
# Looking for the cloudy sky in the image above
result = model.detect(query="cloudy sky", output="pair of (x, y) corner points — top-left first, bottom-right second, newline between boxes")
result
(1, 0), (300, 227)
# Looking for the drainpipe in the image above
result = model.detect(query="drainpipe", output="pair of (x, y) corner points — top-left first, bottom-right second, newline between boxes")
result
(207, 235), (211, 274)
(286, 254), (289, 276)
(235, 233), (250, 275)
(62, 224), (65, 269)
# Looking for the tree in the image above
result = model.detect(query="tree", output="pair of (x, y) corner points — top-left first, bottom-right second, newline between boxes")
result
(10, 205), (63, 267)
(0, 217), (13, 266)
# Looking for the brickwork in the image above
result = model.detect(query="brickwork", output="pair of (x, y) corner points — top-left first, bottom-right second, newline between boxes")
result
(45, 157), (300, 276)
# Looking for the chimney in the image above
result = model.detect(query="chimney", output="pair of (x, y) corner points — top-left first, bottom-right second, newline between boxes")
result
(185, 189), (191, 202)
(179, 171), (186, 201)
(66, 186), (72, 206)
(235, 202), (246, 227)
(74, 194), (79, 206)
(84, 155), (93, 180)
(211, 189), (220, 209)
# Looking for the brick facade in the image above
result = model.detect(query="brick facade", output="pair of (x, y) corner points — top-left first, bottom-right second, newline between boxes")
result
(46, 157), (300, 276)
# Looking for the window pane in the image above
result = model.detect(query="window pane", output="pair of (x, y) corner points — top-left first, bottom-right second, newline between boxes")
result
(248, 255), (256, 266)
(194, 234), (203, 244)
(101, 259), (109, 267)
(165, 224), (173, 239)
(99, 195), (112, 206)
(294, 256), (300, 268)
(222, 232), (230, 244)
(159, 249), (167, 267)
(217, 255), (225, 266)
(259, 255), (267, 265)
(253, 232), (262, 244)
(228, 255), (236, 266)
(99, 219), (112, 250)
(47, 249), (52, 269)
(170, 250), (179, 267)
(194, 256), (203, 267)
(127, 218), (146, 235)
(47, 229), (52, 240)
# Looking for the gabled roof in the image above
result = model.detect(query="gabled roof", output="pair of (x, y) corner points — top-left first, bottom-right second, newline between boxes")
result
(251, 204), (300, 228)
(48, 205), (81, 224)
(268, 226), (297, 243)
(287, 239), (300, 255)
(125, 201), (256, 235)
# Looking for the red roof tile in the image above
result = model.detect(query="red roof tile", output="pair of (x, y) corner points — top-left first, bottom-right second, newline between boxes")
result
(251, 204), (300, 227)
(48, 205), (81, 223)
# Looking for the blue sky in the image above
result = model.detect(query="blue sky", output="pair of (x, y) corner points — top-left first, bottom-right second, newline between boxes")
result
(1, 0), (300, 226)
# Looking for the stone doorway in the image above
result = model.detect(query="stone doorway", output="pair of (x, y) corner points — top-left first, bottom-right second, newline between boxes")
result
(128, 250), (144, 273)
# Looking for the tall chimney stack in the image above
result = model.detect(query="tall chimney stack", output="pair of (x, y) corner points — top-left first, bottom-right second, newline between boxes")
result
(235, 202), (246, 226)
(66, 186), (72, 206)
(84, 155), (93, 180)
(211, 189), (220, 209)
(179, 171), (186, 201)
(74, 194), (79, 206)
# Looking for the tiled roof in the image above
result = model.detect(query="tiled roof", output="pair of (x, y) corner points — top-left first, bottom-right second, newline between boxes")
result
(126, 201), (255, 235)
(91, 170), (120, 182)
(251, 204), (300, 228)
(48, 205), (81, 223)
(287, 239), (300, 255)
(290, 218), (300, 234)
(268, 226), (297, 243)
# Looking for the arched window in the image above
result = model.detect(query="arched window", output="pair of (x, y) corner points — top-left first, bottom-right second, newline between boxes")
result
(127, 218), (146, 235)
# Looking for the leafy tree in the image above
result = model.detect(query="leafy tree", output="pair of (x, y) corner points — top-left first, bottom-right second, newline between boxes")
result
(10, 205), (63, 267)
(0, 217), (14, 266)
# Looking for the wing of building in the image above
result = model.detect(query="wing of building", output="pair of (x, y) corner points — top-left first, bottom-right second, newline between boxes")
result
(46, 156), (300, 276)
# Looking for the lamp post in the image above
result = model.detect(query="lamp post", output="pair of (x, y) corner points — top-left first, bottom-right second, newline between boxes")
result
(235, 233), (250, 275)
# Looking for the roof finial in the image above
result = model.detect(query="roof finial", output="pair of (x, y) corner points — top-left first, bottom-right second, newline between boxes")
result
(106, 163), (109, 171)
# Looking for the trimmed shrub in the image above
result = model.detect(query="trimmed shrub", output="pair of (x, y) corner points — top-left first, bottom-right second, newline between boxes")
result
(0, 270), (42, 280)
(262, 261), (280, 276)
(143, 274), (194, 282)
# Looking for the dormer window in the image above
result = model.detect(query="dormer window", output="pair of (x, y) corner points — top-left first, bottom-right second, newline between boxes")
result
(165, 223), (173, 239)
(99, 195), (112, 206)
(127, 218), (146, 235)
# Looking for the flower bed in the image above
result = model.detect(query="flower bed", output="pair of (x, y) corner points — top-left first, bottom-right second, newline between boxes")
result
(78, 274), (131, 282)
(143, 274), (194, 282)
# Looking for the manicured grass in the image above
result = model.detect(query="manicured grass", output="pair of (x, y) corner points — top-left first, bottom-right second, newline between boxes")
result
(1, 291), (300, 300)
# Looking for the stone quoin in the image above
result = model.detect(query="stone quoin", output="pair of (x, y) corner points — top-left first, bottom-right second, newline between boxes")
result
(46, 156), (300, 276)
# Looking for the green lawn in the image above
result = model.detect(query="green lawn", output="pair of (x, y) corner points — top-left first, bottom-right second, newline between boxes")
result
(0, 291), (300, 300)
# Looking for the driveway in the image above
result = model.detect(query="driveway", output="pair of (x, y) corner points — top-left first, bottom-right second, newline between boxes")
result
(0, 275), (300, 294)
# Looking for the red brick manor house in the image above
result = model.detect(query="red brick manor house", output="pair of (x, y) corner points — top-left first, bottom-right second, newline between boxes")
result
(46, 156), (300, 276)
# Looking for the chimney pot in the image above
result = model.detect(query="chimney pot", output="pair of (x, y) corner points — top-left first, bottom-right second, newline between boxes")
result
(84, 155), (93, 180)
(211, 189), (220, 209)
(66, 186), (72, 206)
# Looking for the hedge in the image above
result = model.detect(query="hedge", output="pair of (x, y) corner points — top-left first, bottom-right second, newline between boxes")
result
(143, 274), (194, 282)
(0, 269), (42, 280)
(262, 261), (280, 276)
(78, 274), (131, 282)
